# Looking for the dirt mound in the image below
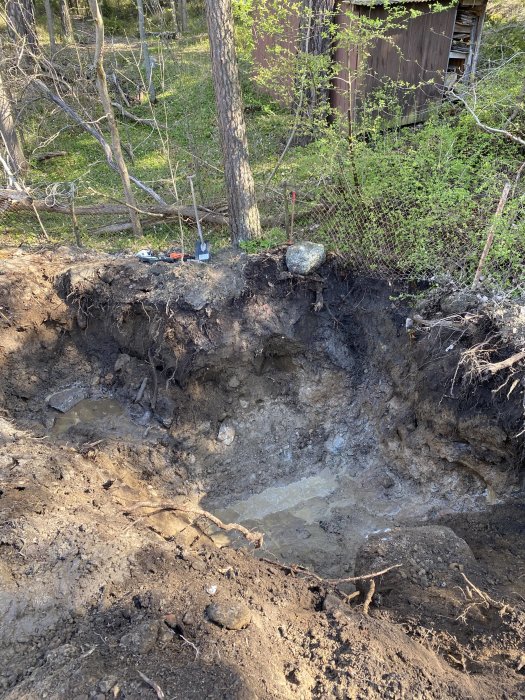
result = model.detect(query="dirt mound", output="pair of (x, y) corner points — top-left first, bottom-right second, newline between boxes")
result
(0, 245), (524, 699)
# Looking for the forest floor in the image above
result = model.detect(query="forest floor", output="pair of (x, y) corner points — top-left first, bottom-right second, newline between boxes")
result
(0, 244), (524, 699)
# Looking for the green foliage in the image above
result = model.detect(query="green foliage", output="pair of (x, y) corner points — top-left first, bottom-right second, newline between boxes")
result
(239, 228), (287, 253)
(5, 0), (524, 292)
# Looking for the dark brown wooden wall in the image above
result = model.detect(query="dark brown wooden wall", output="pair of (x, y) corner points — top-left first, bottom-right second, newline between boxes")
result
(357, 3), (457, 124)
(253, 2), (464, 125)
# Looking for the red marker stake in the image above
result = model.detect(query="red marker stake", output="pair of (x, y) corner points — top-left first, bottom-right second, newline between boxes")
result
(290, 191), (296, 243)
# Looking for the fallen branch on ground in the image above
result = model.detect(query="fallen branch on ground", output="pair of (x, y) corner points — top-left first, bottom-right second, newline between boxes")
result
(125, 500), (264, 548)
(138, 671), (165, 700)
(448, 89), (525, 148)
(0, 188), (228, 227)
(33, 151), (67, 162)
(111, 100), (159, 128)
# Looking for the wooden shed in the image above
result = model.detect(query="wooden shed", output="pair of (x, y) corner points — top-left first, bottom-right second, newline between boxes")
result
(253, 0), (488, 127)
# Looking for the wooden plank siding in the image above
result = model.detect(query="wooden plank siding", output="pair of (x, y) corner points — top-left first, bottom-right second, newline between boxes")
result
(252, 6), (301, 107)
(252, 1), (486, 127)
(352, 3), (457, 125)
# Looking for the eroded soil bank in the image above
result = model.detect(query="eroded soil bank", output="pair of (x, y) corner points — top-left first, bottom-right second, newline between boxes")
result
(0, 245), (524, 699)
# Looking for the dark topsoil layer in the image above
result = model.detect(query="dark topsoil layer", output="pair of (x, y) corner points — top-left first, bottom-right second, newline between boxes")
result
(0, 245), (524, 699)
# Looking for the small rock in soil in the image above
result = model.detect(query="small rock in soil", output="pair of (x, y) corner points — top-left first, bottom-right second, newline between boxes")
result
(114, 353), (131, 372)
(206, 601), (251, 630)
(46, 386), (89, 413)
(217, 422), (235, 445)
(119, 620), (160, 654)
(286, 242), (326, 275)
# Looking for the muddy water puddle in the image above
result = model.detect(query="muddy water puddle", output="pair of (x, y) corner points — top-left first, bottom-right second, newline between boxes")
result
(208, 468), (427, 576)
(52, 398), (136, 436)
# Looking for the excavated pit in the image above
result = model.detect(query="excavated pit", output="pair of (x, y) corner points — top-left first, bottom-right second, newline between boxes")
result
(43, 251), (524, 575)
(1, 248), (525, 699)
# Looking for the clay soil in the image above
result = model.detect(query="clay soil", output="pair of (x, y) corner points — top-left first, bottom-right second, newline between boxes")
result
(0, 245), (524, 700)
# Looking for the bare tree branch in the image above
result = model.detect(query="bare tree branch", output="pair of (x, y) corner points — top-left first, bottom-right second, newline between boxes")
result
(448, 89), (525, 148)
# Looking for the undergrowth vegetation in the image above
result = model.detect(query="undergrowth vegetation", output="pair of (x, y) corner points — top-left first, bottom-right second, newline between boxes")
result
(2, 0), (524, 289)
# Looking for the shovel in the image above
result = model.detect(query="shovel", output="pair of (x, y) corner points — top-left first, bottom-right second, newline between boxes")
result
(188, 175), (210, 262)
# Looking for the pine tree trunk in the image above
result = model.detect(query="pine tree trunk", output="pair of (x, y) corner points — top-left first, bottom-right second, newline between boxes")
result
(6, 0), (39, 55)
(205, 0), (261, 244)
(87, 0), (142, 237)
(136, 0), (156, 103)
(0, 66), (28, 177)
(60, 0), (74, 43)
(43, 0), (57, 55)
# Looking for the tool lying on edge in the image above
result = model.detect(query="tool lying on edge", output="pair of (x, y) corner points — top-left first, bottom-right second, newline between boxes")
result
(136, 249), (194, 264)
(188, 174), (211, 262)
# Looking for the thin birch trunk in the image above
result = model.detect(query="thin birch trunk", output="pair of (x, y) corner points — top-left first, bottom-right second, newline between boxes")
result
(60, 0), (74, 44)
(0, 65), (27, 176)
(179, 0), (188, 32)
(43, 0), (57, 55)
(170, 0), (179, 35)
(87, 0), (143, 236)
(137, 0), (156, 103)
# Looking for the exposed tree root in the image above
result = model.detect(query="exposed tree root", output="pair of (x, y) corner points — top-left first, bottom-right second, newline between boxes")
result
(362, 578), (376, 616)
(125, 500), (264, 548)
(456, 572), (512, 623)
(260, 557), (400, 586)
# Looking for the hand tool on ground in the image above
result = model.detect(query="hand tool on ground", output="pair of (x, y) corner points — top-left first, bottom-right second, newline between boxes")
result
(188, 174), (211, 262)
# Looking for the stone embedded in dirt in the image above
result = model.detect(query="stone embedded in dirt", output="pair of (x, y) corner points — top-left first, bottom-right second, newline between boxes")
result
(354, 526), (478, 593)
(119, 620), (161, 654)
(206, 601), (251, 630)
(217, 422), (235, 445)
(286, 242), (326, 275)
(228, 375), (241, 389)
(322, 593), (351, 615)
(46, 386), (89, 413)
(114, 353), (131, 372)
(440, 290), (480, 316)
(325, 434), (346, 455)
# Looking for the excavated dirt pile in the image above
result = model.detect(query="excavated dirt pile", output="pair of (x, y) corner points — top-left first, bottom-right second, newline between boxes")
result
(0, 245), (524, 699)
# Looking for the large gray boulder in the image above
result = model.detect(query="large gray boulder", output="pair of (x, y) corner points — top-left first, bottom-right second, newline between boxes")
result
(286, 242), (326, 275)
(354, 525), (478, 592)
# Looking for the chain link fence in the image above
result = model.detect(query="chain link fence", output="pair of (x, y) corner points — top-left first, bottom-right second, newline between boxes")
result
(254, 172), (525, 293)
(250, 143), (525, 294)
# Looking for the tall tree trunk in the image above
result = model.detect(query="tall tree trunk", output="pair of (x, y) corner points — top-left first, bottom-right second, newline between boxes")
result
(179, 0), (188, 32)
(169, 0), (179, 35)
(136, 0), (156, 103)
(87, 0), (142, 236)
(43, 0), (57, 55)
(0, 65), (27, 177)
(60, 0), (74, 43)
(205, 0), (261, 243)
(6, 0), (39, 55)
